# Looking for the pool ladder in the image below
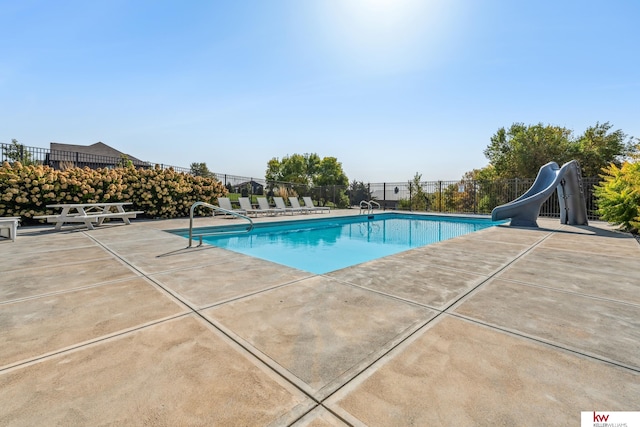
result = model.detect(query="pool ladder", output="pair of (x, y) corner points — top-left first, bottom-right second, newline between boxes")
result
(188, 201), (254, 247)
(359, 200), (380, 215)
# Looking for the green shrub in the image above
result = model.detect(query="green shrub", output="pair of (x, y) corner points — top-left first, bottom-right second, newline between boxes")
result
(0, 162), (227, 222)
(397, 199), (411, 210)
(594, 161), (640, 233)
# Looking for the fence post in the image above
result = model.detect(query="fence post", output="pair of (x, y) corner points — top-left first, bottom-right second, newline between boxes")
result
(438, 181), (442, 212)
(409, 182), (413, 212)
(383, 182), (386, 211)
(473, 181), (478, 214)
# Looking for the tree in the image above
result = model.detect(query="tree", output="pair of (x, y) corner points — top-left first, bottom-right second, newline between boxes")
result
(347, 180), (372, 206)
(281, 153), (314, 185)
(461, 166), (510, 213)
(484, 123), (573, 179)
(314, 157), (349, 187)
(409, 172), (428, 211)
(266, 154), (313, 198)
(313, 156), (349, 207)
(265, 158), (281, 185)
(573, 122), (638, 176)
(190, 162), (213, 177)
(2, 139), (34, 166)
(484, 122), (638, 179)
(265, 153), (347, 187)
(266, 153), (349, 206)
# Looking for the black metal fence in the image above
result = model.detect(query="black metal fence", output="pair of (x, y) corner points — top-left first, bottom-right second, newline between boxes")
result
(1, 142), (603, 220)
(364, 177), (601, 220)
(0, 142), (190, 174)
(208, 175), (603, 221)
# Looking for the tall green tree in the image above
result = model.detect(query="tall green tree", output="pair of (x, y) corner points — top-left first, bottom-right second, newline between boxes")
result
(265, 158), (281, 184)
(484, 123), (573, 179)
(314, 157), (349, 187)
(572, 122), (637, 176)
(484, 122), (638, 179)
(266, 153), (317, 186)
(265, 153), (346, 187)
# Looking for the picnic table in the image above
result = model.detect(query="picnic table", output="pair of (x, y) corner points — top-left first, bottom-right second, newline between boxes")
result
(0, 216), (20, 242)
(34, 202), (144, 230)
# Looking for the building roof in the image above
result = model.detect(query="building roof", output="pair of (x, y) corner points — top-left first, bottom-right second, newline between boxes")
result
(49, 142), (147, 166)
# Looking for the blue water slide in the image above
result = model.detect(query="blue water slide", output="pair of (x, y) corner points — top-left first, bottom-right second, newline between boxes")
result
(491, 160), (588, 227)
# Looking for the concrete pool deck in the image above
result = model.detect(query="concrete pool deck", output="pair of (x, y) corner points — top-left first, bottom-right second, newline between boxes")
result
(1, 211), (639, 426)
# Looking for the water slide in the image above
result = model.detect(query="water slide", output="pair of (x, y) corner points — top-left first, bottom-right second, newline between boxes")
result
(491, 160), (589, 227)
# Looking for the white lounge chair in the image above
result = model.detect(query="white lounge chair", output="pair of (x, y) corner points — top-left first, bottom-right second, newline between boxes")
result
(288, 198), (313, 214)
(257, 197), (285, 215)
(273, 197), (300, 215)
(217, 197), (247, 216)
(238, 197), (267, 217)
(0, 216), (20, 242)
(303, 197), (330, 213)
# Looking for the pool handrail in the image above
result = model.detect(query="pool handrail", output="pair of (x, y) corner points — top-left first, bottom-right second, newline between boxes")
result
(188, 201), (254, 247)
(359, 200), (380, 215)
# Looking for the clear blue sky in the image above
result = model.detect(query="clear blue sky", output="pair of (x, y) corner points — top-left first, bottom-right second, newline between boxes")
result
(2, 0), (638, 182)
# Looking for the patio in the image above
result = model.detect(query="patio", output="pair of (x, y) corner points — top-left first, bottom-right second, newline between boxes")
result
(1, 212), (639, 426)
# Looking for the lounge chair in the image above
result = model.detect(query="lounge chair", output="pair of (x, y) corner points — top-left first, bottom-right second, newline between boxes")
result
(303, 197), (330, 213)
(273, 197), (300, 215)
(257, 197), (285, 215)
(288, 197), (314, 214)
(238, 197), (267, 217)
(217, 197), (247, 216)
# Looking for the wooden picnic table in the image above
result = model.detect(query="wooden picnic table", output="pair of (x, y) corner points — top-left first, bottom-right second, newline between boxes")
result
(34, 202), (144, 230)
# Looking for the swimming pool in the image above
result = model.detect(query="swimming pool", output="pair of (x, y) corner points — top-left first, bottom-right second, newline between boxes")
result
(171, 213), (504, 274)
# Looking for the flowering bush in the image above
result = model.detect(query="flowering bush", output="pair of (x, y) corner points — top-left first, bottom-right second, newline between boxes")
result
(0, 162), (227, 222)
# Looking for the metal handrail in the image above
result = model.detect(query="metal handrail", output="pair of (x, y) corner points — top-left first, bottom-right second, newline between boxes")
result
(359, 200), (380, 215)
(188, 201), (254, 247)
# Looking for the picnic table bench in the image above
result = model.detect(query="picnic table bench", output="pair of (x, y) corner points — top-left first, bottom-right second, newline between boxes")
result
(0, 216), (20, 242)
(34, 203), (144, 230)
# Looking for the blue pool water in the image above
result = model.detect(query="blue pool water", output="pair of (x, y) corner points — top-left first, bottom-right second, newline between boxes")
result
(173, 213), (504, 274)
